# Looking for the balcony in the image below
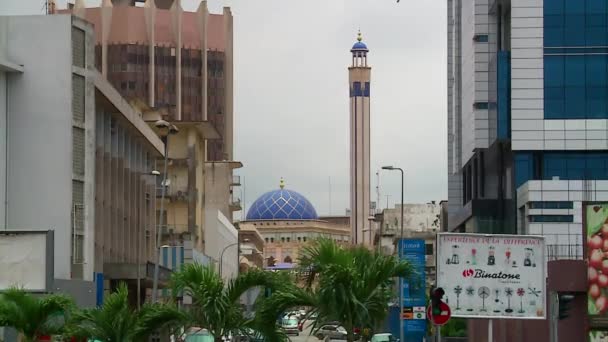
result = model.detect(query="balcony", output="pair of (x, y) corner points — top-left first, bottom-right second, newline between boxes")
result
(230, 194), (242, 211)
(156, 186), (197, 202)
(158, 224), (198, 244)
(231, 175), (241, 186)
(547, 244), (583, 261)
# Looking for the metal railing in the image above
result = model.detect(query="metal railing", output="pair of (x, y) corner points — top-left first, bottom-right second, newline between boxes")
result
(546, 244), (583, 261)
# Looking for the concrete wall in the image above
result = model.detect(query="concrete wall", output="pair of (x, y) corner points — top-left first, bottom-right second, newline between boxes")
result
(1, 15), (95, 281)
(382, 203), (441, 234)
(205, 210), (238, 280)
(0, 72), (7, 227)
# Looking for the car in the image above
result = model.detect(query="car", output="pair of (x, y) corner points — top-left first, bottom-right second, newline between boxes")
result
(282, 317), (300, 336)
(184, 328), (215, 342)
(370, 333), (399, 342)
(315, 325), (350, 340)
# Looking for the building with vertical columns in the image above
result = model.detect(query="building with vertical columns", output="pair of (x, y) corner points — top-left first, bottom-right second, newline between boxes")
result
(0, 14), (166, 311)
(447, 0), (608, 339)
(348, 32), (371, 245)
(59, 0), (243, 277)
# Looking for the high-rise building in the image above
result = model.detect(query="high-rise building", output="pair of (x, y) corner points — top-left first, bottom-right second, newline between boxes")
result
(59, 0), (232, 161)
(348, 32), (371, 245)
(0, 14), (165, 311)
(60, 0), (243, 278)
(448, 0), (605, 339)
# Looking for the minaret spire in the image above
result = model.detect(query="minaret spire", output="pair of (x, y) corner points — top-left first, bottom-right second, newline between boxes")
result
(348, 31), (371, 245)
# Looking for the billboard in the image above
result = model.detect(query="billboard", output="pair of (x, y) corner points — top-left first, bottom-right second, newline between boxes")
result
(398, 239), (426, 339)
(587, 204), (608, 316)
(436, 233), (546, 319)
(0, 231), (53, 291)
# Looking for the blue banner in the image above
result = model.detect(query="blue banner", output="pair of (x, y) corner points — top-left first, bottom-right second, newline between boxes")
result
(399, 239), (427, 341)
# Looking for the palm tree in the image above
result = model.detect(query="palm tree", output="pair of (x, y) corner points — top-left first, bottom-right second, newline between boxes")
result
(0, 288), (73, 342)
(259, 239), (414, 342)
(170, 262), (280, 342)
(69, 283), (186, 342)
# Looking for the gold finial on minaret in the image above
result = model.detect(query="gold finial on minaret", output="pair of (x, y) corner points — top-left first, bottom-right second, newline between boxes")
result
(357, 30), (363, 42)
(279, 177), (285, 189)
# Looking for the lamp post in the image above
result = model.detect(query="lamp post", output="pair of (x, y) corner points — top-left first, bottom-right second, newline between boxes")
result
(138, 170), (160, 308)
(152, 120), (179, 303)
(220, 238), (249, 278)
(381, 165), (404, 342)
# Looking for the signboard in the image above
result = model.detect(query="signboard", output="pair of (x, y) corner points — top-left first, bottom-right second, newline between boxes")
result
(0, 230), (53, 291)
(587, 204), (608, 318)
(436, 233), (546, 319)
(398, 239), (427, 337)
(427, 302), (451, 325)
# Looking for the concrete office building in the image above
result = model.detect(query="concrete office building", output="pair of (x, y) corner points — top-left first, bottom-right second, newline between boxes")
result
(447, 0), (606, 339)
(349, 32), (372, 245)
(60, 0), (243, 277)
(0, 14), (166, 311)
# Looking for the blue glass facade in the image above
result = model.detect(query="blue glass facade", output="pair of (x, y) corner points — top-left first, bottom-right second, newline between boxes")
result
(515, 151), (608, 188)
(497, 51), (511, 138)
(544, 0), (608, 119)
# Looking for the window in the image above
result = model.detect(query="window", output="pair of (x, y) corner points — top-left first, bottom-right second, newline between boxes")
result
(303, 237), (307, 242)
(544, 0), (608, 47)
(528, 215), (574, 223)
(270, 238), (274, 243)
(286, 237), (291, 242)
(425, 244), (433, 255)
(120, 82), (126, 90)
(281, 237), (285, 243)
(265, 238), (269, 243)
(473, 34), (489, 42)
(128, 81), (135, 90)
(297, 237), (301, 242)
(473, 102), (489, 110)
(529, 201), (574, 209)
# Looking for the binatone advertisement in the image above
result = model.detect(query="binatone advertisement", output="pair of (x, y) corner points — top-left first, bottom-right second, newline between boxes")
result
(436, 233), (546, 319)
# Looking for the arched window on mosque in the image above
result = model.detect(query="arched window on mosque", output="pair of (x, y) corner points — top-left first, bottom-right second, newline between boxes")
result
(284, 256), (293, 263)
(267, 256), (276, 267)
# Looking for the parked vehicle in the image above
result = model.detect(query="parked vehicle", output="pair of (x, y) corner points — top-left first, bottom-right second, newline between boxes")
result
(184, 328), (215, 342)
(315, 325), (349, 340)
(370, 333), (399, 342)
(282, 317), (300, 336)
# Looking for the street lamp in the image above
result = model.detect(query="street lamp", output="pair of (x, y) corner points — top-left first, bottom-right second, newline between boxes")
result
(138, 170), (160, 308)
(152, 120), (179, 303)
(219, 238), (250, 278)
(381, 165), (404, 342)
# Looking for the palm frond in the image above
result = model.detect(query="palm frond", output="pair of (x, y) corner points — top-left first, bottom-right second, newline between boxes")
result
(226, 268), (277, 303)
(0, 288), (73, 340)
(134, 302), (189, 341)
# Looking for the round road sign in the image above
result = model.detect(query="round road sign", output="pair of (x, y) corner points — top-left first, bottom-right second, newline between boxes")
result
(427, 302), (451, 326)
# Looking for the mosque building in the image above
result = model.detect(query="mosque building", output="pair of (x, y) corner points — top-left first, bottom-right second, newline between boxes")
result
(238, 179), (350, 269)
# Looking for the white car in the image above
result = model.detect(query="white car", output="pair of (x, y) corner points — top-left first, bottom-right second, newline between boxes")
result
(282, 317), (300, 336)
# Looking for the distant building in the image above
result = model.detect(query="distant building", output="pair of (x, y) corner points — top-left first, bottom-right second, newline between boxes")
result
(373, 203), (442, 289)
(0, 14), (166, 310)
(238, 179), (350, 267)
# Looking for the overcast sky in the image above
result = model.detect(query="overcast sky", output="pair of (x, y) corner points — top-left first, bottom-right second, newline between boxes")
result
(1, 0), (447, 218)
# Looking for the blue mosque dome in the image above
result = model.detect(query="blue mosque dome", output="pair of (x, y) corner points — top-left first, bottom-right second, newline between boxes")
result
(351, 31), (368, 52)
(246, 179), (318, 221)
